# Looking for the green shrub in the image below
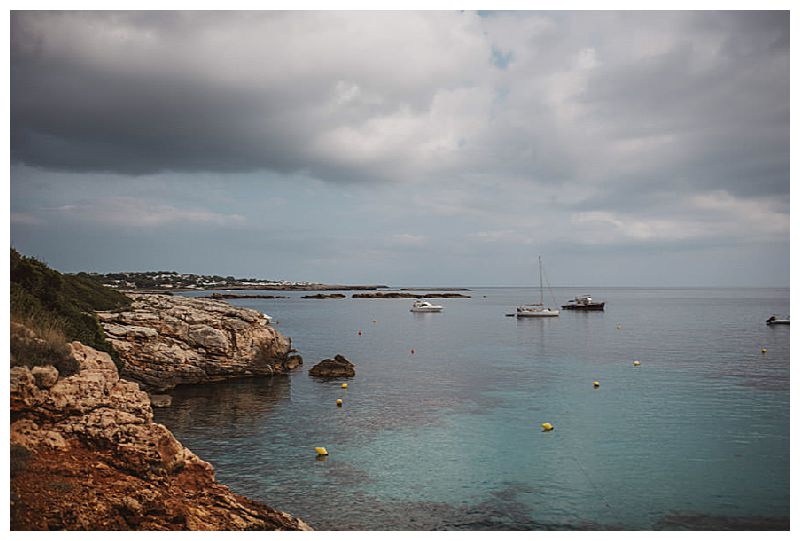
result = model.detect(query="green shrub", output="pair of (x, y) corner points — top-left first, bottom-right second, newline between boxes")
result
(10, 249), (131, 369)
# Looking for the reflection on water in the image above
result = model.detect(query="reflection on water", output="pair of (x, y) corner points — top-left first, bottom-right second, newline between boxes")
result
(156, 376), (291, 438)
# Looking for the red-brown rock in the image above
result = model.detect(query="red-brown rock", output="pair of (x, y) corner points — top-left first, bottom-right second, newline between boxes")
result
(10, 340), (311, 531)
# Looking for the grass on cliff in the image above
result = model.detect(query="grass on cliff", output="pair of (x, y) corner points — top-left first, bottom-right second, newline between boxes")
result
(10, 319), (79, 376)
(10, 248), (131, 370)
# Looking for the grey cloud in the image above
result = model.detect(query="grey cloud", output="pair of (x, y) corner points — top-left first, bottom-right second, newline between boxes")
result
(11, 11), (488, 179)
(11, 11), (789, 200)
(9, 11), (790, 287)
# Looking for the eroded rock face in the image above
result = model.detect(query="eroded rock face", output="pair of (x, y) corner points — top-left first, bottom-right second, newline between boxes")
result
(10, 340), (311, 531)
(98, 294), (297, 391)
(308, 354), (356, 378)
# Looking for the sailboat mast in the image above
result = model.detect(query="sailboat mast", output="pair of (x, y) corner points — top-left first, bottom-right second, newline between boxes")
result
(539, 255), (543, 305)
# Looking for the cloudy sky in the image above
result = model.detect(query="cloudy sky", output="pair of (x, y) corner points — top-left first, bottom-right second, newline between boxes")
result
(9, 10), (789, 287)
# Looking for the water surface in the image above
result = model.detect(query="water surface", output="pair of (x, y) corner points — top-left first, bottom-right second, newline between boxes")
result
(155, 287), (789, 530)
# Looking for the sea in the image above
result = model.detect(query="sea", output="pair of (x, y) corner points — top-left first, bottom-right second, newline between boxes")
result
(154, 287), (790, 530)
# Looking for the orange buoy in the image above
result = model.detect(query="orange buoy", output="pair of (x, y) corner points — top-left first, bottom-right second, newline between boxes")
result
(358, 329), (362, 336)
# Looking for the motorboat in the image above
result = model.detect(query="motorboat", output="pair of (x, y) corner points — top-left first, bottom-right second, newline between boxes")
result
(410, 300), (443, 312)
(514, 256), (560, 318)
(766, 315), (789, 325)
(561, 294), (605, 311)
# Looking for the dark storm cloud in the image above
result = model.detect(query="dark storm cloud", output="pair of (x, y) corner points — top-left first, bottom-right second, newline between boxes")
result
(11, 12), (324, 174)
(10, 10), (488, 178)
(10, 10), (789, 199)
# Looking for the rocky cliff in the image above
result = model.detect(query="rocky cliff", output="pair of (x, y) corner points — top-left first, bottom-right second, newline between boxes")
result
(10, 339), (311, 530)
(97, 293), (300, 391)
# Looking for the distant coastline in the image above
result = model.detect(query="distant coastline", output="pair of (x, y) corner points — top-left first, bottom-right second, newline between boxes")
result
(82, 270), (388, 292)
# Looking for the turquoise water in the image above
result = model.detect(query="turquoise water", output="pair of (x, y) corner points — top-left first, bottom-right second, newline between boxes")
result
(155, 288), (790, 530)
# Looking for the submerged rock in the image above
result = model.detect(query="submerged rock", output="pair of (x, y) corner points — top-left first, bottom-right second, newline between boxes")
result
(10, 339), (311, 531)
(149, 394), (173, 408)
(98, 293), (301, 391)
(308, 355), (356, 378)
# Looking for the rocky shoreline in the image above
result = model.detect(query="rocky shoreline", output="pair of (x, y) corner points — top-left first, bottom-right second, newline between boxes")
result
(97, 293), (301, 392)
(10, 336), (311, 530)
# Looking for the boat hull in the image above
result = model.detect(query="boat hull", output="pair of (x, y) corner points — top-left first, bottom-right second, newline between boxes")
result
(410, 307), (443, 312)
(561, 303), (605, 311)
(516, 309), (560, 318)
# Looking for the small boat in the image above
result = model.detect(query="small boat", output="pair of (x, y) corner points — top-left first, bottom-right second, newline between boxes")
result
(262, 313), (273, 323)
(514, 256), (560, 318)
(766, 315), (789, 325)
(410, 300), (443, 313)
(516, 305), (560, 317)
(561, 294), (605, 311)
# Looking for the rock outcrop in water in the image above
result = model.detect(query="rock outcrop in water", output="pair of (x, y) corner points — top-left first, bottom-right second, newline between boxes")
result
(10, 339), (311, 531)
(97, 293), (297, 391)
(308, 354), (356, 378)
(351, 292), (470, 298)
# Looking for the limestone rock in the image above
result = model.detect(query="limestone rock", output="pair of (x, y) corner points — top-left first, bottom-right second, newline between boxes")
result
(31, 366), (59, 389)
(308, 354), (356, 378)
(10, 339), (311, 531)
(285, 354), (303, 370)
(97, 294), (300, 391)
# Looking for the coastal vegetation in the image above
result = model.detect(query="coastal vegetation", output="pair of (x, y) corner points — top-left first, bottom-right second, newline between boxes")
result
(10, 249), (130, 369)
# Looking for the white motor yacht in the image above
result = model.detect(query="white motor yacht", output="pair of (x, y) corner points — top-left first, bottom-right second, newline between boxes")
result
(410, 300), (443, 312)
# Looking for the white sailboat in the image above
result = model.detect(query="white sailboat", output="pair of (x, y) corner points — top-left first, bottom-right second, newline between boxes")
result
(515, 256), (560, 318)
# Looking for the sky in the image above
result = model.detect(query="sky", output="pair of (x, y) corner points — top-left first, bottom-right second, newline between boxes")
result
(8, 9), (791, 287)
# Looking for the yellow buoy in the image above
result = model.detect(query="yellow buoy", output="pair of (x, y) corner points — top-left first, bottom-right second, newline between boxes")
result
(336, 399), (343, 407)
(593, 381), (600, 388)
(541, 422), (554, 432)
(341, 383), (348, 389)
(761, 348), (767, 354)
(315, 447), (329, 456)
(633, 360), (641, 367)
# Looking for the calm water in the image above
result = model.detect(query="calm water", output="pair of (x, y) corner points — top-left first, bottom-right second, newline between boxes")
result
(155, 287), (790, 530)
